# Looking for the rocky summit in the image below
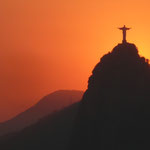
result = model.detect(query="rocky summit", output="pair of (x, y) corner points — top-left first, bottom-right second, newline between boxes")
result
(70, 43), (150, 150)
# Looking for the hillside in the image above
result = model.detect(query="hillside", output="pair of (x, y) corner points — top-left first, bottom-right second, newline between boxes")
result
(0, 90), (83, 136)
(1, 43), (150, 150)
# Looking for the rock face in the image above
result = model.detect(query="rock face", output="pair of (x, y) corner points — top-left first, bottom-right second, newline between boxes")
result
(70, 43), (150, 150)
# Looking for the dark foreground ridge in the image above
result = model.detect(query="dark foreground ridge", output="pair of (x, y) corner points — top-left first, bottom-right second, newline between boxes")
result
(1, 43), (150, 150)
(0, 90), (83, 136)
(70, 43), (150, 150)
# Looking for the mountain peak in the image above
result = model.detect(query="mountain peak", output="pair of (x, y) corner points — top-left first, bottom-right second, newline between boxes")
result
(88, 43), (149, 90)
(70, 43), (150, 149)
(112, 43), (138, 56)
(1, 43), (150, 150)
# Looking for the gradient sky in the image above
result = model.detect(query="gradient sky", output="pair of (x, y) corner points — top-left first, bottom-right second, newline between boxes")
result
(0, 0), (150, 122)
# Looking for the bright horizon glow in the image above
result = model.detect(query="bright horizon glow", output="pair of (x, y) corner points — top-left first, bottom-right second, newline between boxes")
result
(0, 0), (150, 122)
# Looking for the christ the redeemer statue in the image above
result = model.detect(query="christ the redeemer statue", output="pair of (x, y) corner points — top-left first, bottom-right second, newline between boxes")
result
(119, 25), (131, 44)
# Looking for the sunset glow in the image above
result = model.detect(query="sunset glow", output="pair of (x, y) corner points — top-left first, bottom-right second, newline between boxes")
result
(0, 0), (150, 122)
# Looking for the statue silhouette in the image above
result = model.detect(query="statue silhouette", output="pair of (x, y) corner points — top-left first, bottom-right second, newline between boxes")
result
(119, 25), (131, 43)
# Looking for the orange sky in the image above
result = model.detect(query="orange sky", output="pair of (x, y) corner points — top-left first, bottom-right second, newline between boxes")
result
(0, 0), (150, 122)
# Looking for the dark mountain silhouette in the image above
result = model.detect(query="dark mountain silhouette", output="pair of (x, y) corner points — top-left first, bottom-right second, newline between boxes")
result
(0, 102), (80, 150)
(70, 43), (150, 150)
(0, 90), (83, 136)
(1, 43), (150, 150)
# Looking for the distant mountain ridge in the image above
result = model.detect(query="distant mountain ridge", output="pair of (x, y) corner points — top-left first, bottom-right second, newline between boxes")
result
(1, 43), (150, 150)
(0, 102), (81, 150)
(0, 90), (83, 136)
